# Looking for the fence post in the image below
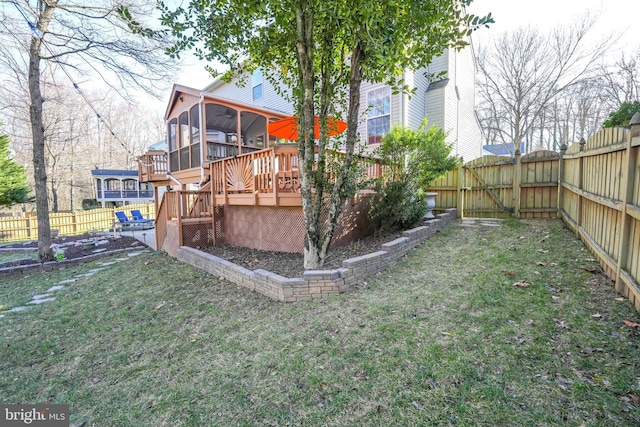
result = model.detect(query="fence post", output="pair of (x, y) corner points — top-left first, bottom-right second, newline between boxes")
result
(456, 163), (464, 218)
(513, 149), (522, 218)
(177, 191), (184, 247)
(577, 138), (586, 227)
(615, 114), (640, 296)
(558, 143), (567, 218)
(26, 214), (32, 239)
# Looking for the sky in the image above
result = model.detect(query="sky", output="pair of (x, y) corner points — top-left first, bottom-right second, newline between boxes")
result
(157, 0), (640, 114)
(174, 0), (640, 92)
(467, 0), (639, 56)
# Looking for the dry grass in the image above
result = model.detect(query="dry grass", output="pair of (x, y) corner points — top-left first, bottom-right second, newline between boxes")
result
(1, 219), (639, 426)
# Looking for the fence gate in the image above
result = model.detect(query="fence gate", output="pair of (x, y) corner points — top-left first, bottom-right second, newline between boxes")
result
(461, 156), (515, 218)
(429, 150), (560, 219)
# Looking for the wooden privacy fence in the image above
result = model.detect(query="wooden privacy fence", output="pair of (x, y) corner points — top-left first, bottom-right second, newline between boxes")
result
(0, 203), (156, 243)
(559, 124), (640, 310)
(429, 150), (560, 219)
(430, 121), (640, 310)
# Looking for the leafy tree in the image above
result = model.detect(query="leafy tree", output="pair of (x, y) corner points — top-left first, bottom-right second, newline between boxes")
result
(378, 121), (460, 190)
(0, 126), (30, 207)
(145, 0), (490, 268)
(0, 0), (176, 261)
(602, 101), (640, 128)
(370, 121), (459, 231)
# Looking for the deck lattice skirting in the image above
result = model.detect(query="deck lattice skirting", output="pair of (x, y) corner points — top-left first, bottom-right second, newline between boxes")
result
(177, 208), (457, 301)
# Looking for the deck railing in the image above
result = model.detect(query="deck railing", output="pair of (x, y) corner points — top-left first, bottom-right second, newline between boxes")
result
(138, 151), (168, 182)
(180, 190), (213, 218)
(209, 145), (385, 206)
(155, 193), (169, 251)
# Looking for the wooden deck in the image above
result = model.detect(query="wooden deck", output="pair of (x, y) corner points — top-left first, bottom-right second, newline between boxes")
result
(138, 151), (168, 183)
(142, 145), (386, 253)
(140, 145), (385, 207)
(210, 145), (302, 207)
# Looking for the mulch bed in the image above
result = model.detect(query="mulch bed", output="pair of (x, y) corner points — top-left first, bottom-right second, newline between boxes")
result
(205, 229), (405, 278)
(0, 234), (143, 266)
(2, 228), (412, 276)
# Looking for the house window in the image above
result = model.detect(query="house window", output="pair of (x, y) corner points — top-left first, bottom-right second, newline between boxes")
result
(190, 105), (201, 168)
(168, 118), (178, 172)
(367, 86), (390, 145)
(178, 112), (190, 170)
(252, 69), (263, 101)
(178, 112), (190, 148)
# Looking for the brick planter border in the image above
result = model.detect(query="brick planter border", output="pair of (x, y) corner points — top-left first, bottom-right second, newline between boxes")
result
(0, 247), (142, 278)
(178, 208), (457, 302)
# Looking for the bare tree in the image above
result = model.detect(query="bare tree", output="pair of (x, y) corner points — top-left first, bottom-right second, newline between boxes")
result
(1, 78), (164, 212)
(598, 49), (640, 109)
(476, 17), (611, 154)
(0, 0), (176, 260)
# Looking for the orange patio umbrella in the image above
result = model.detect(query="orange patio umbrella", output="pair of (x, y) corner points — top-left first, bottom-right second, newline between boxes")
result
(268, 115), (347, 141)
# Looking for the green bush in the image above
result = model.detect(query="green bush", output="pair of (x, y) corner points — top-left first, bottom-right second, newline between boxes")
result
(370, 178), (427, 231)
(603, 101), (640, 128)
(369, 119), (459, 231)
(82, 198), (100, 210)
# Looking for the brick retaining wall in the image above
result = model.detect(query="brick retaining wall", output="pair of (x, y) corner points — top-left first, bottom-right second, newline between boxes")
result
(178, 208), (457, 302)
(0, 247), (139, 279)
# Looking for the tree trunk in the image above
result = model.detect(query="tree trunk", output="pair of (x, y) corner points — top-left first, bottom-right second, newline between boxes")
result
(315, 42), (364, 265)
(295, 1), (320, 269)
(70, 125), (75, 211)
(294, 3), (365, 269)
(51, 182), (59, 213)
(29, 4), (55, 262)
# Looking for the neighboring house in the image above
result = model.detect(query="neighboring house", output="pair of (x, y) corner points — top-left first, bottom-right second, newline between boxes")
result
(202, 44), (482, 161)
(482, 142), (526, 157)
(91, 169), (154, 208)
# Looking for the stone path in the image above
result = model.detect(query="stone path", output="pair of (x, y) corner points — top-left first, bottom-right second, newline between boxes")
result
(458, 218), (504, 228)
(0, 251), (147, 319)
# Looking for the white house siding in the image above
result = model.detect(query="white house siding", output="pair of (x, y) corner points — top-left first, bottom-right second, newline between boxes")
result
(406, 67), (430, 130)
(205, 73), (293, 115)
(449, 46), (482, 161)
(426, 50), (449, 81)
(425, 87), (445, 131)
(423, 46), (482, 162)
(443, 74), (460, 154)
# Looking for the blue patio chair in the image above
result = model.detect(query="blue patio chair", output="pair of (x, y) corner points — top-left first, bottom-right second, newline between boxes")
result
(130, 209), (154, 223)
(115, 211), (133, 225)
(114, 211), (152, 231)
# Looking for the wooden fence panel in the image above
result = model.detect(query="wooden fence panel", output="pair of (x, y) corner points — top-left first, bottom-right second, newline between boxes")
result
(428, 151), (558, 219)
(429, 166), (458, 211)
(633, 144), (640, 206)
(0, 203), (156, 243)
(559, 125), (640, 310)
(0, 217), (31, 242)
(460, 156), (514, 218)
(520, 150), (559, 218)
(628, 220), (640, 288)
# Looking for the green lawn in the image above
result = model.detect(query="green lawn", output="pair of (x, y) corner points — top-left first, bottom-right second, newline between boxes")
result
(1, 219), (639, 426)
